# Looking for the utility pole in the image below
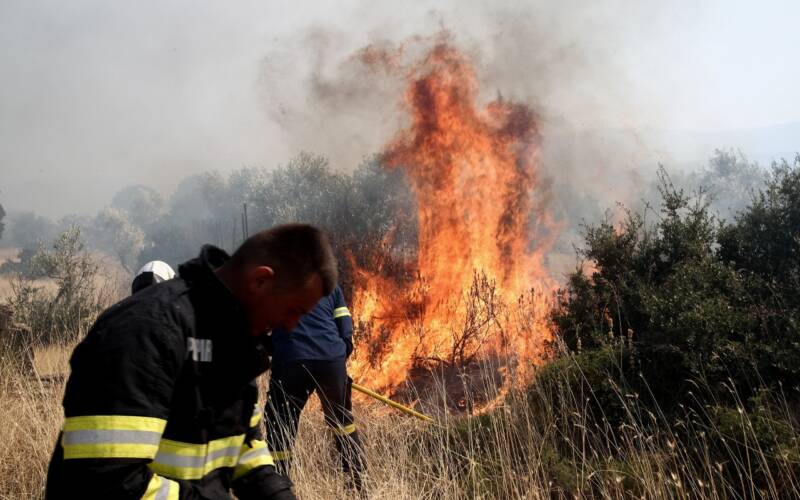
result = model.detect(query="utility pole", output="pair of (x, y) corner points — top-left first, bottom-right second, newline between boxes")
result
(241, 202), (249, 242)
(244, 202), (249, 238)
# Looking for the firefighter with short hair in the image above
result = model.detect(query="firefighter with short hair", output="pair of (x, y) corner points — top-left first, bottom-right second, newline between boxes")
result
(265, 285), (366, 491)
(45, 224), (338, 500)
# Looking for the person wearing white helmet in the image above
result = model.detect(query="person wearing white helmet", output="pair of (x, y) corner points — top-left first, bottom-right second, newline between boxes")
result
(131, 260), (176, 294)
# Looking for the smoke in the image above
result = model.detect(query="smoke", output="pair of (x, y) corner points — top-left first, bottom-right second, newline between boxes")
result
(259, 2), (690, 275)
(2, 1), (797, 224)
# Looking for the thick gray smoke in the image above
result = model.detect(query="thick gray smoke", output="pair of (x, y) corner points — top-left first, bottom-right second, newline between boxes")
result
(261, 4), (668, 183)
(1, 0), (797, 255)
(258, 4), (680, 276)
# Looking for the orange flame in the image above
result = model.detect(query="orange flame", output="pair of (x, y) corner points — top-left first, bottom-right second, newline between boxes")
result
(350, 40), (557, 394)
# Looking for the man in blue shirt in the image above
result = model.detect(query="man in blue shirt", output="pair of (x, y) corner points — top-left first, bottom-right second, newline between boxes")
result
(265, 285), (366, 491)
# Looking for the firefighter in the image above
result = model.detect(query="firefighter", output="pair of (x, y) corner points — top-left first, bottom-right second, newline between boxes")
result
(131, 260), (176, 294)
(265, 285), (366, 491)
(45, 224), (338, 500)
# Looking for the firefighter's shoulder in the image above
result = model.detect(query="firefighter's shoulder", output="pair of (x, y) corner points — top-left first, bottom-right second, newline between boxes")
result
(64, 278), (191, 420)
(73, 278), (192, 365)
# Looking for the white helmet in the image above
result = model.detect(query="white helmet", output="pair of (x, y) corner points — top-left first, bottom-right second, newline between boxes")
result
(131, 260), (176, 294)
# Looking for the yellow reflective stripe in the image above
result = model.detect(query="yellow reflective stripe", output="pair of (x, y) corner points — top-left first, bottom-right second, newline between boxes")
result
(156, 434), (245, 456)
(64, 415), (167, 433)
(272, 450), (291, 461)
(62, 415), (167, 459)
(249, 405), (261, 427)
(64, 443), (161, 459)
(141, 474), (179, 500)
(333, 307), (351, 319)
(233, 440), (274, 480)
(149, 434), (246, 480)
(331, 423), (356, 436)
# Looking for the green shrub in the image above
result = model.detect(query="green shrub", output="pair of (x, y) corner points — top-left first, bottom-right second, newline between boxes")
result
(6, 226), (111, 346)
(546, 156), (800, 497)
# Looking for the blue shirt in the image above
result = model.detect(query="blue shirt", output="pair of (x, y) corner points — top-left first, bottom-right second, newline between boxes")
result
(270, 286), (353, 362)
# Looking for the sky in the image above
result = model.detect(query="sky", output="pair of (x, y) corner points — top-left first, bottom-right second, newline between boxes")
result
(1, 0), (799, 217)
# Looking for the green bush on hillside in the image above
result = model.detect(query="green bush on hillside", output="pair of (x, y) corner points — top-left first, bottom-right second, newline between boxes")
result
(552, 158), (800, 403)
(543, 155), (800, 495)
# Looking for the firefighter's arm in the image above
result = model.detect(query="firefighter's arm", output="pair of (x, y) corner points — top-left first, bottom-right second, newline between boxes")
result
(51, 309), (204, 499)
(332, 286), (354, 357)
(231, 403), (295, 500)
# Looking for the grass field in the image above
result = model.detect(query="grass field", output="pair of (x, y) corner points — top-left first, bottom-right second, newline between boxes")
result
(0, 248), (796, 499)
(2, 341), (797, 499)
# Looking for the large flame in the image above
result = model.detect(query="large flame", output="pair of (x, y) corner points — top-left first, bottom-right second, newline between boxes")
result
(350, 41), (557, 394)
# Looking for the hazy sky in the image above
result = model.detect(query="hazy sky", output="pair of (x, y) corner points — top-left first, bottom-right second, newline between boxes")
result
(1, 0), (798, 217)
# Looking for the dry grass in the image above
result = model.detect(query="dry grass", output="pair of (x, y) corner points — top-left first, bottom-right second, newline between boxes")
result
(0, 248), (20, 299)
(283, 364), (800, 500)
(0, 346), (69, 500)
(0, 241), (130, 499)
(0, 277), (12, 302)
(0, 245), (796, 499)
(0, 342), (798, 499)
(33, 345), (72, 378)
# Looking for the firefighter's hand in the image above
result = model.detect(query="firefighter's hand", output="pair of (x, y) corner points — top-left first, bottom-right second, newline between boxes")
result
(264, 331), (275, 355)
(345, 339), (354, 358)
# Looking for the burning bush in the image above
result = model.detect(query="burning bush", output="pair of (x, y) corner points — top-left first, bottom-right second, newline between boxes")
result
(348, 40), (557, 397)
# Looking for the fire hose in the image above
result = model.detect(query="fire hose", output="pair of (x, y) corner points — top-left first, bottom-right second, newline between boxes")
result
(351, 382), (434, 423)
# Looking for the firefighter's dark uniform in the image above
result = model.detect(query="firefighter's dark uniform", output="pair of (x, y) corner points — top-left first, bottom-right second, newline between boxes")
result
(45, 245), (295, 499)
(265, 286), (365, 487)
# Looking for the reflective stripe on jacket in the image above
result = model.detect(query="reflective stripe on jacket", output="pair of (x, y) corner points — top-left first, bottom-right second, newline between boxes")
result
(45, 245), (287, 500)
